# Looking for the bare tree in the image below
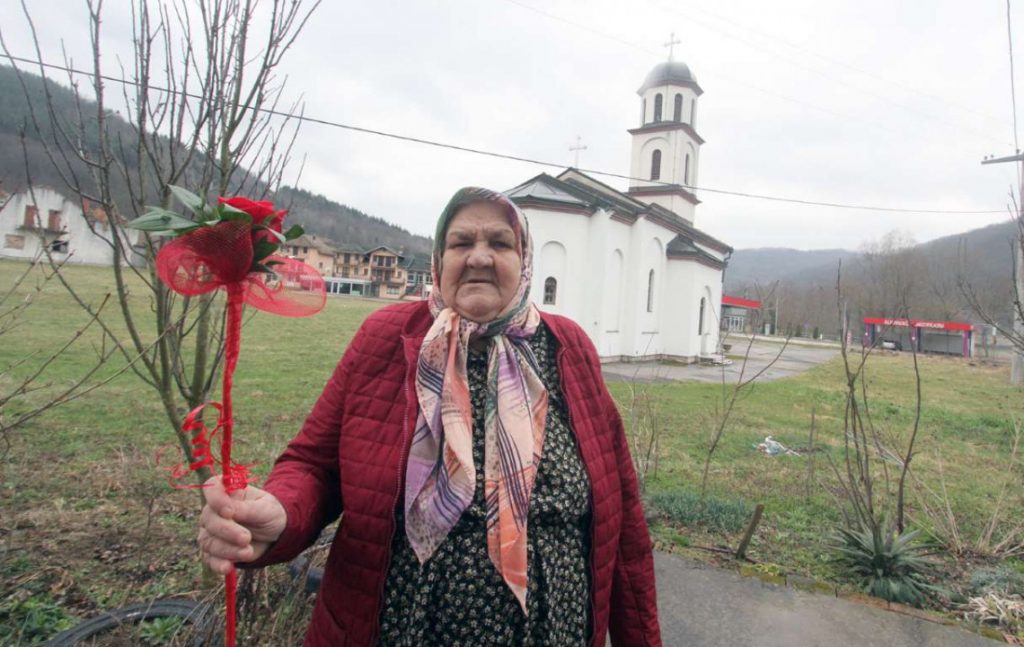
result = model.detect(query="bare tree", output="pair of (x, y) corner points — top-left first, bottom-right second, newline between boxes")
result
(0, 0), (319, 484)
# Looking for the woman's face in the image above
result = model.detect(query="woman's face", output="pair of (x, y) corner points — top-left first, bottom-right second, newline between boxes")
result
(439, 201), (523, 323)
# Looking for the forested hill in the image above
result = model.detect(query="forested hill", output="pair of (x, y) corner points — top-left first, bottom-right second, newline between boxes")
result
(0, 65), (432, 255)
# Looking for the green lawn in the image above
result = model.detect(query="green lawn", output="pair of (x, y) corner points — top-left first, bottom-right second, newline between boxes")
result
(2, 259), (1022, 641)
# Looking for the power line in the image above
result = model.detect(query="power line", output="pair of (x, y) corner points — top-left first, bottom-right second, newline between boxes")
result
(2, 53), (1004, 215)
(500, 0), (1006, 153)
(644, 0), (1007, 147)
(658, 0), (1007, 127)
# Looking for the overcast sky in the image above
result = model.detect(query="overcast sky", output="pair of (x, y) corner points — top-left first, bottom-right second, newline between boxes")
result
(3, 0), (1024, 250)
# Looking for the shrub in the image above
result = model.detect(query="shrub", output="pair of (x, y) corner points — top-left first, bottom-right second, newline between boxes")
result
(647, 491), (752, 534)
(969, 566), (1024, 597)
(831, 523), (940, 606)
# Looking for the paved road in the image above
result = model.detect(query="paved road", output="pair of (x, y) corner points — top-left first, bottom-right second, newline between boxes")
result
(603, 337), (841, 384)
(655, 553), (993, 646)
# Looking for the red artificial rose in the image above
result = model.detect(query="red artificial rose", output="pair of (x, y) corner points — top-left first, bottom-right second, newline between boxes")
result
(219, 196), (287, 230)
(218, 196), (287, 246)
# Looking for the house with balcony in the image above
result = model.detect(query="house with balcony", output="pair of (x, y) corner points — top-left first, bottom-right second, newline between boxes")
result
(0, 186), (140, 266)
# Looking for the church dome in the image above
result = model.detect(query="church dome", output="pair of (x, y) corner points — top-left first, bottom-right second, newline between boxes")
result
(638, 61), (700, 94)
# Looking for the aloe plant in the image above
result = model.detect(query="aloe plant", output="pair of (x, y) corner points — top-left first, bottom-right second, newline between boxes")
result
(831, 522), (941, 606)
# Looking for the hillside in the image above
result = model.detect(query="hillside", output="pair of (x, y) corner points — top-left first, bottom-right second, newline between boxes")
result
(0, 65), (432, 256)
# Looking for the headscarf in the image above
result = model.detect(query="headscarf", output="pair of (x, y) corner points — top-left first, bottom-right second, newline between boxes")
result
(405, 187), (548, 613)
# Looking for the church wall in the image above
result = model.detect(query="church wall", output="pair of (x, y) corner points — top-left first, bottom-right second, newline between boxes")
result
(528, 206), (593, 333)
(598, 218), (633, 359)
(663, 259), (723, 360)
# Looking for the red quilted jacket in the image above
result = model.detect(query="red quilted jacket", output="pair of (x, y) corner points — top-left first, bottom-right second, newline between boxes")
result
(254, 301), (661, 646)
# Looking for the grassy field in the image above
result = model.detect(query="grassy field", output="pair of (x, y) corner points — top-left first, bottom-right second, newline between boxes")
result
(2, 259), (1023, 642)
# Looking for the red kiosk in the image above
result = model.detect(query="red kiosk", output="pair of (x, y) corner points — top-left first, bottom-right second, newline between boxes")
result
(862, 317), (973, 357)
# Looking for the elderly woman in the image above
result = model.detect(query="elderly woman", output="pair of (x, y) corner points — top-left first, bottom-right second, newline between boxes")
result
(198, 187), (661, 646)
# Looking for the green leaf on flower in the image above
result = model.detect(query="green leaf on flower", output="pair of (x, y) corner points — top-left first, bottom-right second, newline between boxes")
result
(283, 224), (304, 240)
(264, 259), (283, 267)
(258, 226), (287, 244)
(168, 185), (205, 213)
(252, 238), (278, 264)
(127, 207), (200, 232)
(217, 203), (253, 224)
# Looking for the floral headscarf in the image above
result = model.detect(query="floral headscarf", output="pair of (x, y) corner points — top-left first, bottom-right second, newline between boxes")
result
(404, 187), (548, 612)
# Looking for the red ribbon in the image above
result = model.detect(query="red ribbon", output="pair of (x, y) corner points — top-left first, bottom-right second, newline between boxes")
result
(154, 219), (325, 647)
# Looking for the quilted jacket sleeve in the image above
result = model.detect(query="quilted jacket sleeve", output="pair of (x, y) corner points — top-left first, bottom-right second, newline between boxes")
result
(603, 372), (662, 646)
(248, 323), (367, 566)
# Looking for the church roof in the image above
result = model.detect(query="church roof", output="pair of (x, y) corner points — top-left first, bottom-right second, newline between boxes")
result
(638, 61), (703, 95)
(666, 233), (725, 269)
(506, 169), (732, 256)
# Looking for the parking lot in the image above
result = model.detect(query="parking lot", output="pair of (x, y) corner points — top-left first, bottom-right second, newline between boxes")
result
(601, 336), (842, 384)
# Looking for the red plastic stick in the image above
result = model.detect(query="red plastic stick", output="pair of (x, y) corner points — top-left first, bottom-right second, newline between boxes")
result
(220, 283), (245, 647)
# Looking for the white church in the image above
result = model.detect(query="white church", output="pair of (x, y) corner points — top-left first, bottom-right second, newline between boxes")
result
(508, 59), (732, 362)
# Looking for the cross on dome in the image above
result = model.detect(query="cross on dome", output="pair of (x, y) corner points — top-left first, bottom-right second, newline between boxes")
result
(664, 32), (681, 61)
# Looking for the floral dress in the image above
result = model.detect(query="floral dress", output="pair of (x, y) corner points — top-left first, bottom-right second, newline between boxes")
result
(378, 322), (592, 646)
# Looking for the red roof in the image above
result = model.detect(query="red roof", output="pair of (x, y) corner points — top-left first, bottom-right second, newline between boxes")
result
(863, 317), (972, 332)
(722, 295), (762, 310)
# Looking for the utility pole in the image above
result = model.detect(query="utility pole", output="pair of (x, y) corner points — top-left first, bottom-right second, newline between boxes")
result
(981, 151), (1024, 383)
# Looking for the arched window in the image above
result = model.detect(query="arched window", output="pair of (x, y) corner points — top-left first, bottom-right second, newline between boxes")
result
(673, 93), (683, 121)
(690, 98), (696, 126)
(650, 150), (661, 181)
(698, 297), (706, 334)
(543, 277), (557, 305)
(653, 94), (663, 121)
(646, 269), (655, 313)
(684, 154), (691, 186)
(641, 98), (647, 125)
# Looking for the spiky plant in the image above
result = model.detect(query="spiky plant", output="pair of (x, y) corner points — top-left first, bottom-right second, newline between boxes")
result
(831, 522), (941, 606)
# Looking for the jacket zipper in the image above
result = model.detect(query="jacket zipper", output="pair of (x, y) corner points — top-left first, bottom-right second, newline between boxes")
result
(557, 344), (600, 646)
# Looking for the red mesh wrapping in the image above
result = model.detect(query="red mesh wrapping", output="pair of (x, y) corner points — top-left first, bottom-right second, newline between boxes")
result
(245, 256), (327, 317)
(156, 220), (254, 296)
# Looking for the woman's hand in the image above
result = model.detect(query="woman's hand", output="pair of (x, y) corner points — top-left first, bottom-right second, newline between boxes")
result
(198, 476), (287, 574)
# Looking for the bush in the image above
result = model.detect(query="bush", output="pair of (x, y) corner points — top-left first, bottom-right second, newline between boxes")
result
(969, 566), (1024, 597)
(831, 522), (940, 606)
(647, 491), (752, 534)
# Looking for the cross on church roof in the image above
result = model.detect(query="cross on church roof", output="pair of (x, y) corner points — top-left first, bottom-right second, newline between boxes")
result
(664, 32), (681, 61)
(569, 135), (587, 167)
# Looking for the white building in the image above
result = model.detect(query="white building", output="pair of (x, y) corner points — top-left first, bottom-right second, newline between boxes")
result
(0, 187), (138, 266)
(507, 60), (731, 362)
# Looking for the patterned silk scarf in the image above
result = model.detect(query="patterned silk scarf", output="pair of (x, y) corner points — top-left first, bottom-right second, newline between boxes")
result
(405, 187), (549, 613)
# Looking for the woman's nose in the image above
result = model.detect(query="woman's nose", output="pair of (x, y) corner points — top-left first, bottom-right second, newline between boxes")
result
(466, 244), (493, 268)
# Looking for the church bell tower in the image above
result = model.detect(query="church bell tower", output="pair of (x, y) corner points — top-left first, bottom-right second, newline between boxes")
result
(628, 51), (704, 224)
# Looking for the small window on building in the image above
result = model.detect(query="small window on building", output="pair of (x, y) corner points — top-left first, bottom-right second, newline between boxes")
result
(690, 98), (696, 126)
(650, 150), (661, 181)
(684, 154), (691, 186)
(544, 277), (557, 305)
(673, 94), (683, 121)
(50, 239), (69, 254)
(318, 262), (323, 270)
(23, 205), (38, 228)
(5, 234), (25, 249)
(698, 297), (706, 334)
(646, 270), (655, 313)
(303, 246), (308, 254)
(641, 97), (647, 124)
(48, 209), (62, 231)
(653, 94), (663, 121)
